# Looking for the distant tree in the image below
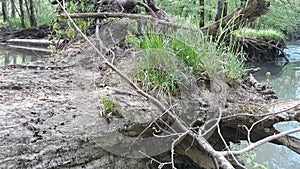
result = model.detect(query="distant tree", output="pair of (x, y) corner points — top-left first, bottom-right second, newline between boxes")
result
(11, 0), (16, 17)
(2, 0), (9, 23)
(24, 0), (37, 27)
(28, 0), (37, 26)
(199, 0), (205, 27)
(215, 0), (227, 21)
(19, 0), (26, 27)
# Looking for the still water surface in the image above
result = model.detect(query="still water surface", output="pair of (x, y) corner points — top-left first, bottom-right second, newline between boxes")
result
(251, 41), (300, 169)
(0, 48), (44, 66)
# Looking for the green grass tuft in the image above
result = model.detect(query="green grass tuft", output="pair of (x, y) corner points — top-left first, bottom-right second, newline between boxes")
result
(235, 28), (286, 41)
(126, 28), (245, 94)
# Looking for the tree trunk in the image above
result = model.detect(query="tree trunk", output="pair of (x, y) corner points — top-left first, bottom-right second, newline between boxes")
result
(24, 0), (31, 24)
(28, 0), (37, 26)
(200, 0), (270, 37)
(2, 0), (8, 23)
(18, 0), (26, 28)
(11, 0), (16, 17)
(199, 0), (205, 28)
(215, 0), (228, 21)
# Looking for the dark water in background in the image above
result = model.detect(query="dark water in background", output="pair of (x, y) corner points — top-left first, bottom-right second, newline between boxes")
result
(250, 41), (300, 169)
(0, 48), (45, 66)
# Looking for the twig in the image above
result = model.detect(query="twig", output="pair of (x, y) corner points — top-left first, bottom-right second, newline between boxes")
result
(199, 108), (222, 137)
(129, 104), (177, 150)
(95, 8), (102, 50)
(217, 124), (247, 169)
(171, 131), (189, 169)
(220, 127), (300, 156)
(245, 113), (273, 144)
(139, 150), (172, 169)
(222, 101), (300, 120)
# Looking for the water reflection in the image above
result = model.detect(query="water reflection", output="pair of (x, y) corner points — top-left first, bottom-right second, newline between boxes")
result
(251, 61), (300, 99)
(250, 41), (300, 169)
(253, 121), (300, 169)
(0, 48), (42, 66)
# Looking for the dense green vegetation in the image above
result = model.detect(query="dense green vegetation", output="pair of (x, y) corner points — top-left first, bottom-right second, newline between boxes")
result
(157, 0), (240, 26)
(158, 0), (300, 38)
(253, 0), (300, 37)
(0, 0), (300, 35)
(1, 0), (299, 39)
(0, 0), (55, 28)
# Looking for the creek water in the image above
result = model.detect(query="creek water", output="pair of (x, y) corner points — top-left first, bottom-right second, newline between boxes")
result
(250, 40), (300, 169)
(0, 48), (46, 66)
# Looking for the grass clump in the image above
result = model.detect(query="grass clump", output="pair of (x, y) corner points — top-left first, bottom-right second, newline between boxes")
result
(235, 28), (286, 41)
(98, 97), (118, 123)
(126, 32), (182, 96)
(125, 28), (245, 95)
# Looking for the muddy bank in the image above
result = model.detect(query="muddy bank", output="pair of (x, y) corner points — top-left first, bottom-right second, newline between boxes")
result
(0, 25), (50, 42)
(0, 39), (148, 168)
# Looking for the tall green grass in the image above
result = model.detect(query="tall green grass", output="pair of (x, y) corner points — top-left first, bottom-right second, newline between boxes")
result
(235, 28), (286, 41)
(125, 28), (245, 95)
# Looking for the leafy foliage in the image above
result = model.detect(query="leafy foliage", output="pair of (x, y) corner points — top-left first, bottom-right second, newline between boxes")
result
(158, 0), (299, 37)
(0, 0), (55, 27)
(50, 0), (98, 51)
(253, 0), (300, 36)
(157, 0), (240, 26)
(232, 143), (268, 169)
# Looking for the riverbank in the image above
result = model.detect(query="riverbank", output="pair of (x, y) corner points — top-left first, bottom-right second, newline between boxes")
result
(1, 18), (300, 168)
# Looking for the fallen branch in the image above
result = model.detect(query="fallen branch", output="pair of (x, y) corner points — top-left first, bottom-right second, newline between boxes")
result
(58, 12), (194, 31)
(220, 127), (300, 156)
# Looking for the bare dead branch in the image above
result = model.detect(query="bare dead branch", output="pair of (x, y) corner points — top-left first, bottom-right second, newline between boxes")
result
(222, 100), (300, 121)
(199, 107), (222, 137)
(129, 104), (178, 150)
(217, 124), (247, 169)
(220, 127), (300, 156)
(171, 131), (189, 169)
